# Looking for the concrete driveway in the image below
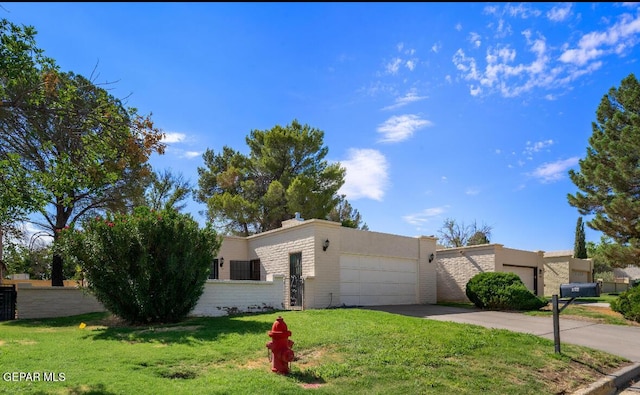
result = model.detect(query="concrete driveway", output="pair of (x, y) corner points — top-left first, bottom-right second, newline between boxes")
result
(365, 304), (640, 362)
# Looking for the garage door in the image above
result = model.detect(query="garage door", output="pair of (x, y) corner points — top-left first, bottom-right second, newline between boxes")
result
(340, 255), (417, 306)
(503, 265), (536, 293)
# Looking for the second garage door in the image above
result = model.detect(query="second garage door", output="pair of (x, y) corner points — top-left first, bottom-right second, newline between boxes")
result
(340, 254), (417, 306)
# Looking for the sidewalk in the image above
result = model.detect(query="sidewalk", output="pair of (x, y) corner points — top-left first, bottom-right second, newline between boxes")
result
(366, 304), (640, 394)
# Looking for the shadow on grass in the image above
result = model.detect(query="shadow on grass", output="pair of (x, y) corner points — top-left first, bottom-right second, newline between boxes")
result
(3, 310), (279, 345)
(31, 382), (116, 395)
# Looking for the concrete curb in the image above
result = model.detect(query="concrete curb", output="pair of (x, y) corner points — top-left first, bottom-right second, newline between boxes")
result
(572, 362), (640, 395)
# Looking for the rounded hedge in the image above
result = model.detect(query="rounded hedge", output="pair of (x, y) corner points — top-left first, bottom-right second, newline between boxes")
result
(610, 285), (640, 323)
(465, 272), (547, 311)
(58, 206), (221, 324)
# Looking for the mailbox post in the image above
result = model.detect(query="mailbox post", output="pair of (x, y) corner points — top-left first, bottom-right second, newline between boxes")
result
(553, 283), (601, 354)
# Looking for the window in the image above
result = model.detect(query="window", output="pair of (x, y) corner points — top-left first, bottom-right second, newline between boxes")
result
(209, 259), (219, 279)
(230, 259), (261, 280)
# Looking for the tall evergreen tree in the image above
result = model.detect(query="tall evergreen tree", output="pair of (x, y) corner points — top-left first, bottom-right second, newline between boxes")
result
(197, 120), (346, 236)
(567, 73), (640, 267)
(574, 217), (587, 259)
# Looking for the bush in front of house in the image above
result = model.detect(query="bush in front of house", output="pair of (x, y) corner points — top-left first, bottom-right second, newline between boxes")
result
(466, 272), (547, 311)
(610, 285), (640, 323)
(58, 206), (221, 324)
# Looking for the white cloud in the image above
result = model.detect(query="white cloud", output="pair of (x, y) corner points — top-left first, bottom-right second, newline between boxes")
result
(338, 148), (389, 201)
(403, 206), (449, 226)
(524, 139), (554, 156)
(182, 151), (201, 159)
(406, 59), (416, 71)
(469, 32), (482, 48)
(386, 58), (402, 75)
(377, 114), (432, 143)
(162, 132), (187, 144)
(465, 188), (480, 196)
(559, 12), (640, 66)
(432, 43), (441, 53)
(529, 157), (579, 183)
(381, 88), (428, 111)
(453, 6), (640, 98)
(547, 4), (572, 22)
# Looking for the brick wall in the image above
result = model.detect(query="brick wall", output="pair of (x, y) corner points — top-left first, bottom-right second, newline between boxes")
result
(436, 245), (497, 302)
(15, 286), (106, 319)
(190, 275), (285, 317)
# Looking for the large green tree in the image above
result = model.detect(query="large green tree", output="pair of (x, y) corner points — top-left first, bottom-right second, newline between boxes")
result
(0, 19), (165, 285)
(567, 73), (640, 267)
(197, 120), (346, 235)
(574, 217), (588, 259)
(327, 195), (369, 230)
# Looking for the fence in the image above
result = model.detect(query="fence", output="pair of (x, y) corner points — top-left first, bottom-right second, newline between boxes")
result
(0, 285), (17, 321)
(3, 275), (285, 320)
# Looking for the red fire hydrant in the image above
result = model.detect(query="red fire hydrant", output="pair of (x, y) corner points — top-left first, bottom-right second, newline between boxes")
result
(266, 316), (295, 374)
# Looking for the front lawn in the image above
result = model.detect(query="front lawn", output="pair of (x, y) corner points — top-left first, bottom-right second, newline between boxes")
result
(0, 309), (630, 394)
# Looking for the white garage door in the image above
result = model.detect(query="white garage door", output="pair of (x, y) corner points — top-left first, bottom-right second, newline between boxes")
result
(503, 265), (535, 293)
(340, 255), (417, 306)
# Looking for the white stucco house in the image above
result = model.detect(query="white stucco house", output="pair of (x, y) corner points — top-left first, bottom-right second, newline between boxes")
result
(211, 216), (439, 310)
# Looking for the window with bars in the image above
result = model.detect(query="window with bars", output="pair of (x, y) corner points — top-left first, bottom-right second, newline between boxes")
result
(230, 259), (261, 280)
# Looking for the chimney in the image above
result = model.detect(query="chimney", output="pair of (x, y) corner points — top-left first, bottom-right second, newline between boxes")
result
(282, 212), (305, 228)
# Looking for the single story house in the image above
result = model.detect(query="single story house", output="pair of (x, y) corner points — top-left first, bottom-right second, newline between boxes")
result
(436, 244), (545, 303)
(211, 215), (438, 310)
(543, 250), (593, 296)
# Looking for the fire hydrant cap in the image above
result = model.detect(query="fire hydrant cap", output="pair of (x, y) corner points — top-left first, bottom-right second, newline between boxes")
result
(269, 316), (291, 336)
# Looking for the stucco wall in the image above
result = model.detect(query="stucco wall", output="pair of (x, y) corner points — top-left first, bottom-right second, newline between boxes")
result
(216, 236), (249, 280)
(190, 275), (285, 317)
(15, 286), (106, 319)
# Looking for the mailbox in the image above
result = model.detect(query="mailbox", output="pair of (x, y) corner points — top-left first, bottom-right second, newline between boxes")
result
(559, 282), (601, 298)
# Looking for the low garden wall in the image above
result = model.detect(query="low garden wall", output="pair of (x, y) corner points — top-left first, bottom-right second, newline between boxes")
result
(190, 274), (285, 317)
(7, 275), (286, 320)
(15, 285), (106, 319)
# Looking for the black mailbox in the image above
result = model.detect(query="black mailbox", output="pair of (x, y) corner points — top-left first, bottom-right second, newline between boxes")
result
(559, 282), (601, 298)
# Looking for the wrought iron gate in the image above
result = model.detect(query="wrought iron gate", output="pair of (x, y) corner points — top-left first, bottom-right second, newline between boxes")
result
(289, 253), (303, 308)
(0, 284), (17, 321)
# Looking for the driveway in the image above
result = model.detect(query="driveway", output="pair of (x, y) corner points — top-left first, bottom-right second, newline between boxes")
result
(365, 304), (640, 362)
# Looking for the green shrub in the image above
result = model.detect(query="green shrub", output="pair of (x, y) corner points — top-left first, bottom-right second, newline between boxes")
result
(466, 272), (547, 311)
(610, 285), (640, 323)
(58, 207), (221, 324)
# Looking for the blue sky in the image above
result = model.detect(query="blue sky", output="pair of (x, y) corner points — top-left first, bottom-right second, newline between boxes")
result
(4, 2), (639, 252)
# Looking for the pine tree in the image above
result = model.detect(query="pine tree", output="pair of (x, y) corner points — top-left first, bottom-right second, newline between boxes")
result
(567, 73), (640, 267)
(574, 217), (587, 259)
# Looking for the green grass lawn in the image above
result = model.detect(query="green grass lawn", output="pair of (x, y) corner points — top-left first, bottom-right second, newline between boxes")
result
(0, 309), (630, 395)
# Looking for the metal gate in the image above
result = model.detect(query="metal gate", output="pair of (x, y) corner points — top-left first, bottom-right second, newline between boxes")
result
(289, 253), (303, 308)
(0, 284), (17, 321)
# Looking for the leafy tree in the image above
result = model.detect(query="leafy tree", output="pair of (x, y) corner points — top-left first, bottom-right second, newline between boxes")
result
(141, 169), (193, 212)
(326, 195), (369, 230)
(438, 218), (492, 247)
(197, 120), (346, 235)
(0, 20), (165, 285)
(57, 207), (221, 324)
(574, 217), (588, 259)
(568, 73), (640, 267)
